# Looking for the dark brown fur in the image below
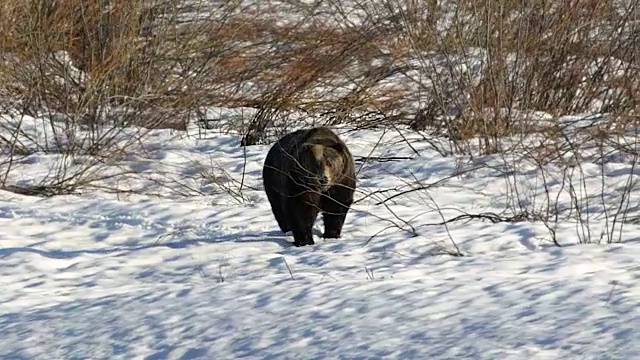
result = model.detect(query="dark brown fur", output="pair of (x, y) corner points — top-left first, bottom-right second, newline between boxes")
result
(262, 127), (356, 247)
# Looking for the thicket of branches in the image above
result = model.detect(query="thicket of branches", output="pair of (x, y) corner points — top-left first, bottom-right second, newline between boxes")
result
(0, 0), (637, 244)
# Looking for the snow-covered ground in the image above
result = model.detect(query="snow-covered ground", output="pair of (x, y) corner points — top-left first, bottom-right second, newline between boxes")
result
(1, 117), (640, 359)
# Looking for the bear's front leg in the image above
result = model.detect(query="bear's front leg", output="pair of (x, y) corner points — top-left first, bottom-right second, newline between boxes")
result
(286, 192), (320, 247)
(321, 188), (354, 239)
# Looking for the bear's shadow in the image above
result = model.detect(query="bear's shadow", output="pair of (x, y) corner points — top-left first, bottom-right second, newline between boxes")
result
(153, 224), (328, 250)
(232, 228), (325, 248)
(0, 227), (322, 260)
(172, 226), (320, 247)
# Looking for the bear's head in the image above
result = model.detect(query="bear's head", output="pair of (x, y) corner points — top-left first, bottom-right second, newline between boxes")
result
(293, 141), (347, 191)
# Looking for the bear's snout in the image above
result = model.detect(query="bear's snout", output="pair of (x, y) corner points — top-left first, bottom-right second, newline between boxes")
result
(306, 174), (329, 189)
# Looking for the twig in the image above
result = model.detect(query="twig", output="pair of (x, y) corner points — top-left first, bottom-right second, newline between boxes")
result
(365, 266), (374, 280)
(218, 254), (227, 283)
(354, 156), (414, 163)
(375, 165), (485, 205)
(605, 280), (618, 305)
(422, 211), (531, 227)
(283, 257), (296, 281)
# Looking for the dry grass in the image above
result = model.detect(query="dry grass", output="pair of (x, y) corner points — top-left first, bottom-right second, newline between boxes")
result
(0, 0), (636, 195)
(2, 0), (635, 130)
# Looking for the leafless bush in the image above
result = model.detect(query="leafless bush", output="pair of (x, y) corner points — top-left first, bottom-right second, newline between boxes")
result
(331, 0), (637, 245)
(220, 0), (637, 152)
(374, 0), (637, 154)
(0, 0), (261, 195)
(3, 0), (632, 145)
(0, 0), (636, 249)
(499, 114), (640, 245)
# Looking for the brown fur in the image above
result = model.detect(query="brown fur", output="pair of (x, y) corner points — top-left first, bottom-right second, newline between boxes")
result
(262, 127), (356, 247)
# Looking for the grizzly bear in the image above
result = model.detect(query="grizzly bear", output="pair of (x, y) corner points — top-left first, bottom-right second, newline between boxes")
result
(262, 126), (356, 247)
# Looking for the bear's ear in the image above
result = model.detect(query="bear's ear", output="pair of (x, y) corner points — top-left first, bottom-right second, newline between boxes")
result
(330, 140), (346, 153)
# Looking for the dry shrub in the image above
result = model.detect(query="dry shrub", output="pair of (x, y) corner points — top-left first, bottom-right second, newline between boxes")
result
(376, 0), (637, 154)
(0, 0), (636, 195)
(0, 0), (635, 140)
(0, 0), (244, 194)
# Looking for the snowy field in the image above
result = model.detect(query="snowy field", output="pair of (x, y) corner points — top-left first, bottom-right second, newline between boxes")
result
(1, 114), (640, 359)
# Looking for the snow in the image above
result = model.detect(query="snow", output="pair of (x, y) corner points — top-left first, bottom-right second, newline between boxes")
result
(1, 117), (640, 359)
